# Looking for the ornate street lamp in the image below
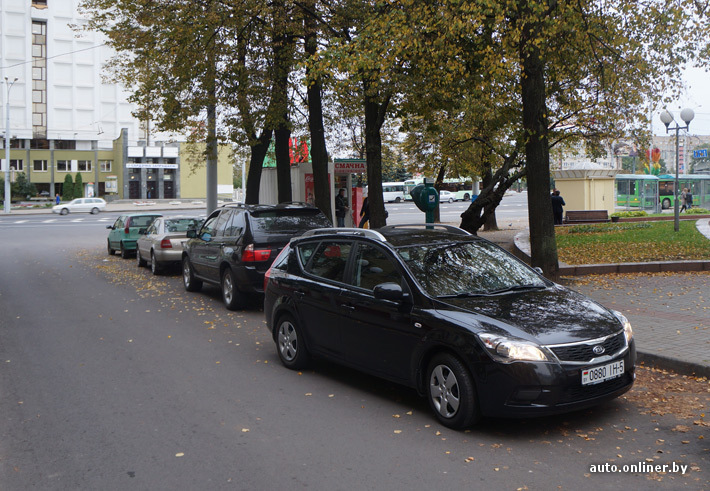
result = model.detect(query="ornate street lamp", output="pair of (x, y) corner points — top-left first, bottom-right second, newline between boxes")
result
(660, 108), (694, 232)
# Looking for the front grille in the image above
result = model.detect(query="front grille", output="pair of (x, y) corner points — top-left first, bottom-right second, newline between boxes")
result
(549, 332), (626, 363)
(561, 373), (633, 403)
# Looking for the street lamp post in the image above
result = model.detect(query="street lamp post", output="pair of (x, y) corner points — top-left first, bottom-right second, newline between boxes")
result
(660, 108), (694, 232)
(4, 77), (18, 214)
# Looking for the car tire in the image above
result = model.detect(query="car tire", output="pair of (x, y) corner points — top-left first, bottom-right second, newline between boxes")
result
(60, 208), (69, 215)
(448, 198), (454, 203)
(221, 268), (247, 310)
(107, 240), (115, 255)
(120, 243), (131, 259)
(182, 257), (202, 292)
(426, 353), (479, 430)
(275, 314), (310, 370)
(463, 193), (470, 201)
(395, 197), (401, 203)
(150, 251), (161, 275)
(136, 249), (147, 267)
(90, 207), (99, 214)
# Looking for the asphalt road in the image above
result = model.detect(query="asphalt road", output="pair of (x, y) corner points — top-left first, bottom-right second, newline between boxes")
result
(0, 217), (706, 489)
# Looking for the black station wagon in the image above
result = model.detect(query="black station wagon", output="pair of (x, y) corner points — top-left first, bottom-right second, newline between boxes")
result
(264, 225), (636, 429)
(182, 202), (331, 310)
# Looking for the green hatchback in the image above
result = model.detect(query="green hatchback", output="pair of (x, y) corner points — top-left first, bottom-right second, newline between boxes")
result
(107, 213), (162, 258)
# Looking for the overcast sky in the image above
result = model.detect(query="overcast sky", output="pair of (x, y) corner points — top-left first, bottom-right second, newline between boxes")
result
(652, 64), (710, 137)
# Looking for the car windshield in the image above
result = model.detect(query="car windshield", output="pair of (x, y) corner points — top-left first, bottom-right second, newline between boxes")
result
(397, 240), (546, 297)
(249, 210), (331, 234)
(165, 218), (203, 233)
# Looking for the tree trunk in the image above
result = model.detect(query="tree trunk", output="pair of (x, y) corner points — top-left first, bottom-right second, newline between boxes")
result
(364, 88), (389, 229)
(433, 165), (446, 223)
(481, 167), (498, 231)
(304, 2), (332, 220)
(245, 129), (272, 204)
(272, 0), (293, 203)
(521, 42), (559, 280)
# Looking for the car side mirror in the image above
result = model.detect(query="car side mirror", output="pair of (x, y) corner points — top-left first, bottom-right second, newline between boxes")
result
(138, 228), (147, 235)
(187, 229), (197, 239)
(106, 225), (114, 230)
(373, 282), (409, 302)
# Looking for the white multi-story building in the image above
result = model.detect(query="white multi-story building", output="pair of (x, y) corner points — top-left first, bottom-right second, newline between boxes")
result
(1, 0), (144, 146)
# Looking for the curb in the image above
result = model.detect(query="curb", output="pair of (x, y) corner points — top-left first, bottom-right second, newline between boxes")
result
(636, 352), (709, 379)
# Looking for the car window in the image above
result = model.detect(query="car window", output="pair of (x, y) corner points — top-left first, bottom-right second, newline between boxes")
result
(296, 242), (319, 268)
(351, 243), (403, 291)
(165, 218), (203, 233)
(398, 240), (545, 297)
(146, 219), (160, 235)
(211, 209), (234, 237)
(113, 216), (125, 228)
(200, 211), (221, 237)
(129, 215), (159, 228)
(249, 209), (331, 236)
(223, 211), (244, 237)
(307, 241), (352, 283)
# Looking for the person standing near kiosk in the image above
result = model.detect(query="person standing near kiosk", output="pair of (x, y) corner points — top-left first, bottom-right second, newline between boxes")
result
(335, 188), (349, 227)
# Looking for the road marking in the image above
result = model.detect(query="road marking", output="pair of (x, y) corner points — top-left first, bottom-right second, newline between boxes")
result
(42, 219), (57, 223)
(14, 220), (28, 223)
(71, 218), (85, 222)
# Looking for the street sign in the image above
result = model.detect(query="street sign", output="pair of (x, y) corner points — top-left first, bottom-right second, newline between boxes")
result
(693, 149), (707, 158)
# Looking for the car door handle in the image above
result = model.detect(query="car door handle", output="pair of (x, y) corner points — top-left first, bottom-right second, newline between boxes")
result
(295, 290), (306, 298)
(340, 303), (356, 311)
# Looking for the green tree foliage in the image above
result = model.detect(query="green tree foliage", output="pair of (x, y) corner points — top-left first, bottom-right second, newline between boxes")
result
(12, 173), (37, 199)
(74, 173), (84, 198)
(62, 174), (74, 201)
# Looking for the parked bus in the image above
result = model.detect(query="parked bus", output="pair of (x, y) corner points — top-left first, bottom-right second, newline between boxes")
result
(615, 174), (710, 210)
(658, 174), (710, 209)
(404, 178), (475, 201)
(380, 182), (406, 203)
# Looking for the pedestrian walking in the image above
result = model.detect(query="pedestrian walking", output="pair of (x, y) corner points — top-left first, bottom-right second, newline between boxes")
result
(359, 192), (370, 228)
(551, 189), (565, 225)
(685, 189), (693, 211)
(335, 188), (349, 227)
(55, 193), (60, 205)
(680, 188), (688, 213)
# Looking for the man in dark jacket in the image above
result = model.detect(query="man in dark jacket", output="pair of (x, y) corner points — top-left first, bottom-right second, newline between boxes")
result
(335, 188), (349, 227)
(551, 189), (565, 225)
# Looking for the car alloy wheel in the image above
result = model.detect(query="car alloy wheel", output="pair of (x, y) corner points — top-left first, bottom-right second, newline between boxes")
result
(60, 208), (69, 215)
(276, 315), (309, 370)
(221, 268), (246, 310)
(91, 207), (99, 214)
(120, 243), (131, 259)
(182, 257), (202, 292)
(150, 251), (161, 275)
(427, 353), (479, 429)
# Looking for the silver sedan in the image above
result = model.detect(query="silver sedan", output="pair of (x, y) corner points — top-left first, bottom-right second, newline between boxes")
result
(136, 215), (204, 274)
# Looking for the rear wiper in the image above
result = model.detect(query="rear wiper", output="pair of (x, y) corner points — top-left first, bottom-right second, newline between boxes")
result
(487, 284), (547, 295)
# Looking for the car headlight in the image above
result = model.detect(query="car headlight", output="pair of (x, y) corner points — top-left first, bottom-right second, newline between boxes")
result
(477, 332), (550, 363)
(612, 310), (633, 344)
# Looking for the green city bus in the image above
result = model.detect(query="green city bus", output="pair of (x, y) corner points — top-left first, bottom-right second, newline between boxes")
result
(616, 174), (710, 210)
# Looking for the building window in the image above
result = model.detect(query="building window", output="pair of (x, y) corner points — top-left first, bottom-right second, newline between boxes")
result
(11, 160), (24, 171)
(32, 1), (48, 7)
(32, 20), (47, 139)
(57, 160), (69, 172)
(33, 160), (48, 172)
(100, 160), (112, 172)
(78, 160), (92, 172)
(54, 140), (76, 150)
(30, 139), (49, 149)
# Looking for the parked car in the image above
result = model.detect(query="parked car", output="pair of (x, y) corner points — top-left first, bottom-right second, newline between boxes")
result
(52, 197), (107, 215)
(107, 213), (163, 259)
(182, 202), (332, 310)
(263, 224), (636, 429)
(439, 190), (456, 203)
(136, 215), (204, 275)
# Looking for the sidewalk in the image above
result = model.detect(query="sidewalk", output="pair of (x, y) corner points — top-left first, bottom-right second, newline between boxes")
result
(481, 219), (710, 379)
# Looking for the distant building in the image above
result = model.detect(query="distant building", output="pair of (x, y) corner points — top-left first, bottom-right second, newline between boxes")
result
(0, 0), (232, 199)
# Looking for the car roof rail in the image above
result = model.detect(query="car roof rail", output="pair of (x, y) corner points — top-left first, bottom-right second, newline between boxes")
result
(274, 201), (317, 208)
(378, 223), (472, 235)
(301, 228), (387, 241)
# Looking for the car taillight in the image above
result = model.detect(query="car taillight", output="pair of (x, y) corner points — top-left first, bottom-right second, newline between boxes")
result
(160, 238), (173, 249)
(242, 244), (271, 262)
(264, 267), (271, 292)
(125, 218), (130, 234)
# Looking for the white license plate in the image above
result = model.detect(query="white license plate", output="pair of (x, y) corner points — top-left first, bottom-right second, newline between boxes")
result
(582, 360), (624, 386)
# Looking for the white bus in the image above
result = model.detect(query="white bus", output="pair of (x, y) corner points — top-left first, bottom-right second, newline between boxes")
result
(378, 182), (406, 203)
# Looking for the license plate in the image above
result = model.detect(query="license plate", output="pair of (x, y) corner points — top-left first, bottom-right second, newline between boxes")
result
(582, 360), (624, 386)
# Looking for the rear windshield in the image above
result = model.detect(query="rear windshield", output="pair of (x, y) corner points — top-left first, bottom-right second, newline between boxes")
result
(249, 210), (331, 235)
(128, 216), (159, 228)
(165, 218), (203, 232)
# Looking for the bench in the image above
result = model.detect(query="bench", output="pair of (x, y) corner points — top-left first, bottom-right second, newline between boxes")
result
(563, 210), (610, 224)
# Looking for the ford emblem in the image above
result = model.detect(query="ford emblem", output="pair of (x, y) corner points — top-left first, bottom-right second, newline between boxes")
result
(592, 345), (605, 355)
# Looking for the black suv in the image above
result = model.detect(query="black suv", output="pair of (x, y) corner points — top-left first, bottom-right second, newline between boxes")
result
(264, 225), (636, 429)
(182, 202), (331, 310)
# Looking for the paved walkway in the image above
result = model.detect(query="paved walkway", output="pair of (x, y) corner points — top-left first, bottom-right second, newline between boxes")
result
(482, 218), (710, 379)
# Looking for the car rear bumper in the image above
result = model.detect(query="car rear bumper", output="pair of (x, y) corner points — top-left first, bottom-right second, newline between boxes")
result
(475, 343), (636, 418)
(152, 248), (183, 263)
